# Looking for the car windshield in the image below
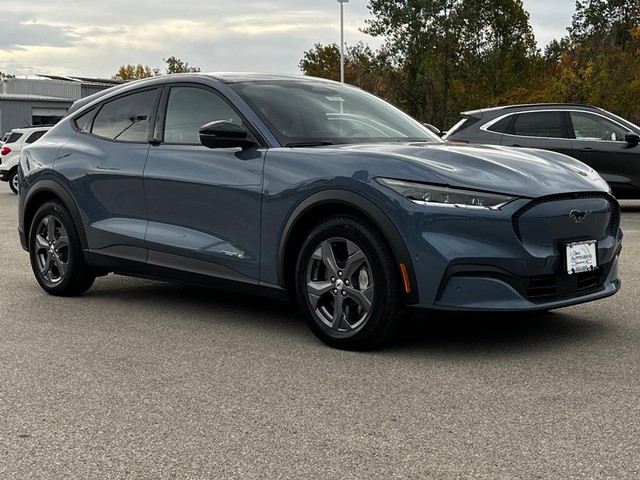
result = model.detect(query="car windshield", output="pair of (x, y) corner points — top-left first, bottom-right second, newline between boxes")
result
(231, 80), (442, 146)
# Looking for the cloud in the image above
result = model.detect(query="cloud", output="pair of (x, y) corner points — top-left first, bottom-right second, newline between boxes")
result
(0, 19), (77, 51)
(0, 1), (573, 78)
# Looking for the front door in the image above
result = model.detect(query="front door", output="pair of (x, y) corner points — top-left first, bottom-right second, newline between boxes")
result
(143, 85), (265, 284)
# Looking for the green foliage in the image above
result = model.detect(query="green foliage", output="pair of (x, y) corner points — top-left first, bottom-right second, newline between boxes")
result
(543, 0), (640, 123)
(0, 71), (15, 80)
(114, 57), (200, 80)
(114, 64), (158, 80)
(299, 42), (398, 97)
(299, 0), (640, 128)
(163, 56), (201, 74)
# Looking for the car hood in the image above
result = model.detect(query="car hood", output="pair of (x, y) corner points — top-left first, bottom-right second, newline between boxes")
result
(335, 142), (610, 197)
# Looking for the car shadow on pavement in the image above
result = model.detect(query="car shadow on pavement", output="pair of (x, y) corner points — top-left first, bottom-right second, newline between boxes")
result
(391, 308), (609, 355)
(85, 277), (303, 328)
(82, 276), (613, 355)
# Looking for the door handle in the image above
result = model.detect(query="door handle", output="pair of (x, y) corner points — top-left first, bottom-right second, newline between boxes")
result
(578, 147), (595, 152)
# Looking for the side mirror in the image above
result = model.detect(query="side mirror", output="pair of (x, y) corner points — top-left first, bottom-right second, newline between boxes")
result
(423, 123), (443, 137)
(625, 132), (640, 145)
(199, 121), (258, 149)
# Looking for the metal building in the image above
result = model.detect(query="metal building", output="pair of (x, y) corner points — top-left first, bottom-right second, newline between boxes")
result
(0, 76), (122, 136)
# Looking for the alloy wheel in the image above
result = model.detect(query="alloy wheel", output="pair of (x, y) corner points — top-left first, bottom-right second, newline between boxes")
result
(33, 215), (70, 286)
(305, 237), (375, 332)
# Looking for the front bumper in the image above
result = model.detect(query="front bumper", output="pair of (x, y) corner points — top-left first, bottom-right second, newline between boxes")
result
(404, 192), (622, 311)
(423, 254), (620, 311)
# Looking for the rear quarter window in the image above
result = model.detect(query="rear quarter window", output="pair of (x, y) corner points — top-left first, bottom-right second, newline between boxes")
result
(486, 115), (513, 133)
(91, 89), (157, 142)
(6, 132), (23, 144)
(25, 130), (48, 144)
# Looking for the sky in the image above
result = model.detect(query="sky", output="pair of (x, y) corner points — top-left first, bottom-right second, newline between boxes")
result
(0, 0), (576, 80)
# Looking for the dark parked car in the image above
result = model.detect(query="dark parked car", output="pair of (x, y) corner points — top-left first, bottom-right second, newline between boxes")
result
(18, 75), (622, 349)
(444, 104), (640, 198)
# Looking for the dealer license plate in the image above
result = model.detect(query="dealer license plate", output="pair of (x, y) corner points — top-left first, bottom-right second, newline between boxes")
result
(565, 240), (598, 275)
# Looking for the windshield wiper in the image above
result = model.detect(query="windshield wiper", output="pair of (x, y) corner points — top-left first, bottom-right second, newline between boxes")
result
(284, 140), (334, 147)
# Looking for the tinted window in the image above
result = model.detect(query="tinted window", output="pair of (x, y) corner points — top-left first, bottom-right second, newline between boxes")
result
(570, 112), (628, 141)
(511, 112), (564, 138)
(25, 130), (48, 144)
(6, 132), (23, 144)
(164, 87), (243, 144)
(487, 115), (513, 133)
(92, 89), (157, 142)
(74, 109), (97, 133)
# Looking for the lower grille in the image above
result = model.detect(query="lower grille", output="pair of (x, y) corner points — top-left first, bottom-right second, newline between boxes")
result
(527, 270), (603, 300)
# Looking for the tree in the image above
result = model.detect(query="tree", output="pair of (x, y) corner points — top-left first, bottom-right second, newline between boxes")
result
(540, 0), (640, 122)
(363, 0), (542, 127)
(0, 71), (15, 80)
(114, 64), (158, 81)
(113, 57), (200, 80)
(299, 42), (398, 97)
(163, 56), (201, 74)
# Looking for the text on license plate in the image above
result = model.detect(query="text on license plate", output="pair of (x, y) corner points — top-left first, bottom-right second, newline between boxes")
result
(565, 240), (598, 275)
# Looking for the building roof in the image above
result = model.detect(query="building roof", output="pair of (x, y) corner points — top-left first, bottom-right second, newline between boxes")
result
(37, 74), (125, 87)
(0, 93), (74, 102)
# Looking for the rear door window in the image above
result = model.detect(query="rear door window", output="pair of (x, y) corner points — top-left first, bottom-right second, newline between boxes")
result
(510, 112), (565, 138)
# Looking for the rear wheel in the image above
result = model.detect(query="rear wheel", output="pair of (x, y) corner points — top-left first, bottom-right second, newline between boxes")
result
(8, 169), (18, 194)
(29, 201), (95, 296)
(295, 216), (401, 350)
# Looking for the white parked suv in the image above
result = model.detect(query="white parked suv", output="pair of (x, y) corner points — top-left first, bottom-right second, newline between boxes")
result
(0, 126), (52, 194)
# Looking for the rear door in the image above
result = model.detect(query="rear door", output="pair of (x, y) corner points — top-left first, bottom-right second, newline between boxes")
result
(55, 88), (160, 261)
(143, 84), (265, 284)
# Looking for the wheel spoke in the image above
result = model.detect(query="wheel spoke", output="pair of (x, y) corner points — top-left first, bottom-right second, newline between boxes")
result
(346, 285), (374, 313)
(307, 280), (333, 308)
(344, 246), (366, 279)
(55, 234), (69, 251)
(35, 234), (49, 251)
(331, 296), (344, 330)
(40, 254), (53, 280)
(46, 216), (57, 241)
(53, 255), (68, 278)
(321, 241), (340, 277)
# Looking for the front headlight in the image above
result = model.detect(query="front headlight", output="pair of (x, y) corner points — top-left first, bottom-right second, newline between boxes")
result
(376, 178), (517, 210)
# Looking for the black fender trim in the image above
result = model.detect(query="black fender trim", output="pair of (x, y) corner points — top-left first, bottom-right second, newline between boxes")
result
(22, 179), (89, 252)
(277, 189), (419, 304)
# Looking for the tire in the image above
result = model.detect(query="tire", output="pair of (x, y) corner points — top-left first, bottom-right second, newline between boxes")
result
(8, 169), (18, 194)
(295, 216), (401, 350)
(28, 201), (95, 296)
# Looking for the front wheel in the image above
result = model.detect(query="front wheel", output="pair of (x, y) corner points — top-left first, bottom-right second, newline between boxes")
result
(29, 201), (96, 296)
(8, 169), (18, 194)
(295, 216), (401, 350)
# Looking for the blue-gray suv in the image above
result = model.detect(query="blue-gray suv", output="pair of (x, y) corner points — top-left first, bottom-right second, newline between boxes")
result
(18, 73), (622, 349)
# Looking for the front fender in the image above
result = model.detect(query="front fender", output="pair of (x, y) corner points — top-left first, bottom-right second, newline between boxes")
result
(277, 189), (419, 304)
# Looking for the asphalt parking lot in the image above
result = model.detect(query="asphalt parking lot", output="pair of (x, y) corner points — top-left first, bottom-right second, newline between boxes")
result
(1, 189), (639, 479)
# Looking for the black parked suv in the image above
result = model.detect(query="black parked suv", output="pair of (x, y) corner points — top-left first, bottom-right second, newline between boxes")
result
(444, 104), (640, 198)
